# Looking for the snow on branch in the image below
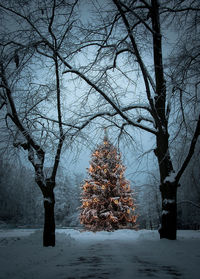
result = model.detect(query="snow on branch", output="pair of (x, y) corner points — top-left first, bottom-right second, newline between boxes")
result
(137, 116), (155, 125)
(163, 199), (175, 205)
(162, 210), (169, 215)
(122, 104), (152, 112)
(1, 61), (46, 190)
(44, 197), (53, 204)
(164, 171), (177, 183)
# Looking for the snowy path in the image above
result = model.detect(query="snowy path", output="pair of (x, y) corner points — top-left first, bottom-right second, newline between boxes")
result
(0, 229), (200, 279)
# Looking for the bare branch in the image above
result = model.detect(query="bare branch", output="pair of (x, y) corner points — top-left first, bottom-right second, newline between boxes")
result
(137, 116), (155, 125)
(175, 114), (200, 183)
(162, 7), (200, 13)
(0, 62), (45, 188)
(63, 68), (157, 135)
(119, 1), (154, 34)
(112, 0), (160, 129)
(0, 101), (6, 110)
(51, 54), (65, 181)
(177, 200), (200, 209)
(48, 0), (57, 45)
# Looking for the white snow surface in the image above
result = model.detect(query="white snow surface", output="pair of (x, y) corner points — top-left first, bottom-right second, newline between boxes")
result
(0, 228), (200, 279)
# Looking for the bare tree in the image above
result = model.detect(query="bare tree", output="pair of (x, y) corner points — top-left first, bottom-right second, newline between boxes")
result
(59, 0), (200, 239)
(0, 0), (79, 246)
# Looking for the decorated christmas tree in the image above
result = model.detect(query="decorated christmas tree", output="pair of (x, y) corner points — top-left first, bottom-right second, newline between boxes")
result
(80, 133), (137, 231)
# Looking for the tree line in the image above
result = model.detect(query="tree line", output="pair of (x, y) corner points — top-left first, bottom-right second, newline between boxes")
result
(0, 160), (82, 228)
(1, 155), (199, 231)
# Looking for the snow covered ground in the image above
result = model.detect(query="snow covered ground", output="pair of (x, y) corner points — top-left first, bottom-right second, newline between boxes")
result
(0, 229), (200, 279)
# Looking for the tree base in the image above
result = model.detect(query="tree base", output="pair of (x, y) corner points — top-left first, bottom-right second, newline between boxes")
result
(159, 182), (177, 240)
(43, 196), (55, 247)
(43, 231), (55, 247)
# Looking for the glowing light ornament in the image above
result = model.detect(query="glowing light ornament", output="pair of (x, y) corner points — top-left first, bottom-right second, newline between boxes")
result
(89, 166), (93, 172)
(93, 197), (98, 202)
(83, 201), (89, 207)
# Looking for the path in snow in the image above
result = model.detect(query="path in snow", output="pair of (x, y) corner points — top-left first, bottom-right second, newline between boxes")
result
(0, 229), (200, 279)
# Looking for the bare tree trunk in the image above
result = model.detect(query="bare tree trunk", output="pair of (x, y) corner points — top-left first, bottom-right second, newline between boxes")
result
(155, 131), (178, 239)
(159, 182), (177, 240)
(150, 0), (178, 239)
(43, 184), (55, 247)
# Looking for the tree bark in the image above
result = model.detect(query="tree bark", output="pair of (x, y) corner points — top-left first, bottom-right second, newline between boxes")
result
(159, 182), (178, 240)
(43, 189), (55, 247)
(150, 0), (178, 240)
(155, 132), (178, 239)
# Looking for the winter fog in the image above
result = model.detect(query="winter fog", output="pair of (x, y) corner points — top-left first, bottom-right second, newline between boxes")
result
(0, 0), (200, 277)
